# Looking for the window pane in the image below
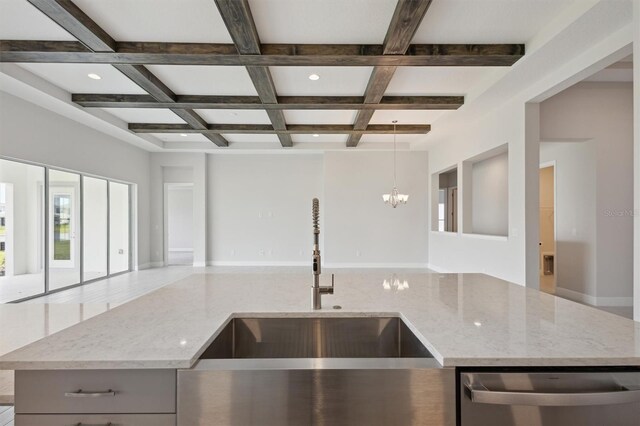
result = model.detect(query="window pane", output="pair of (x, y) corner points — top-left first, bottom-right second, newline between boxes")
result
(0, 159), (45, 302)
(48, 169), (81, 290)
(109, 182), (130, 274)
(83, 177), (108, 281)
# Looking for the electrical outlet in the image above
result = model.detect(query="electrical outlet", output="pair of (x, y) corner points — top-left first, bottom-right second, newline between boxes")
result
(259, 249), (265, 256)
(356, 250), (361, 257)
(119, 249), (124, 254)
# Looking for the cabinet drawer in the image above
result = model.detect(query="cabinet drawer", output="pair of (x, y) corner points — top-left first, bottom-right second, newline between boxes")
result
(15, 369), (175, 414)
(16, 413), (176, 426)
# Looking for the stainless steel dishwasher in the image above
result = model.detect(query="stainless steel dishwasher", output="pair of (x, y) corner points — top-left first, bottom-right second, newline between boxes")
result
(460, 369), (640, 425)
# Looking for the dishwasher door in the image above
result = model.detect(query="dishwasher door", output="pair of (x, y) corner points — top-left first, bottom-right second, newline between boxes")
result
(460, 371), (640, 426)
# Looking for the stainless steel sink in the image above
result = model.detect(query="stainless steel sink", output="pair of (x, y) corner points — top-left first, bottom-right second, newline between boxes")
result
(199, 316), (433, 359)
(178, 316), (455, 426)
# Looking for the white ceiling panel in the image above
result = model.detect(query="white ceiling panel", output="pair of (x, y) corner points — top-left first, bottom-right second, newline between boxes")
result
(102, 108), (185, 124)
(271, 67), (373, 96)
(283, 110), (357, 125)
(195, 110), (272, 124)
(0, 0), (76, 40)
(370, 110), (453, 125)
(222, 134), (281, 143)
(386, 67), (500, 95)
(151, 133), (210, 142)
(413, 0), (576, 44)
(249, 0), (396, 43)
(359, 134), (426, 144)
(292, 134), (348, 143)
(73, 0), (232, 43)
(17, 64), (147, 94)
(144, 66), (258, 96)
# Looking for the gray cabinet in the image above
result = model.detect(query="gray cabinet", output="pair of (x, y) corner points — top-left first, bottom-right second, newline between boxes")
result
(14, 369), (176, 426)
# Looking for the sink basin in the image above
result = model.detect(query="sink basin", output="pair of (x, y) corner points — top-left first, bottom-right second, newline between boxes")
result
(179, 317), (454, 426)
(200, 316), (433, 359)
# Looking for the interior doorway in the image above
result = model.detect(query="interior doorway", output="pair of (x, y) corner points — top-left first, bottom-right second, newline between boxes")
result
(539, 163), (556, 294)
(165, 183), (194, 266)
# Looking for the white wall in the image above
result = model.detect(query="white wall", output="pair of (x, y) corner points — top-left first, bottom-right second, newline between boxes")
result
(208, 154), (323, 265)
(540, 141), (597, 298)
(324, 151), (429, 266)
(150, 153), (206, 267)
(470, 151), (509, 236)
(426, 0), (633, 285)
(540, 82), (633, 305)
(167, 186), (193, 251)
(0, 92), (151, 268)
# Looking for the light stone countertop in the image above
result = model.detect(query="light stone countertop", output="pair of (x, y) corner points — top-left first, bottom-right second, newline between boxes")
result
(1, 271), (639, 369)
(0, 302), (115, 403)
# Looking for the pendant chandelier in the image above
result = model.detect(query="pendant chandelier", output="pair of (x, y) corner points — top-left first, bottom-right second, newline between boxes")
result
(382, 120), (409, 208)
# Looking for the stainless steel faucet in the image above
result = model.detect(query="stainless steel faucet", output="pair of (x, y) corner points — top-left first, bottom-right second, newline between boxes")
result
(312, 198), (334, 309)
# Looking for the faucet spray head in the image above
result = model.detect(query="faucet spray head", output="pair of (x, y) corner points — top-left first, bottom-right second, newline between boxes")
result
(312, 198), (320, 233)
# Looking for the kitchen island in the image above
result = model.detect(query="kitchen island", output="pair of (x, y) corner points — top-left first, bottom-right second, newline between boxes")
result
(1, 271), (639, 425)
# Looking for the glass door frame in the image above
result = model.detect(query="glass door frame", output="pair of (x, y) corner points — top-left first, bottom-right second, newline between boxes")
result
(1, 155), (134, 303)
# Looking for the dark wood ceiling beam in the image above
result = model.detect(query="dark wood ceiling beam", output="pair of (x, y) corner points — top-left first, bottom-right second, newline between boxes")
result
(24, 1), (227, 147)
(129, 123), (430, 135)
(0, 40), (525, 66)
(214, 0), (292, 147)
(72, 94), (464, 110)
(348, 0), (434, 147)
(26, 0), (115, 51)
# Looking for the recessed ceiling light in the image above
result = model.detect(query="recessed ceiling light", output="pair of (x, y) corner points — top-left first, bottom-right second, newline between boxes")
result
(308, 74), (320, 81)
(313, 134), (319, 137)
(180, 133), (188, 137)
(474, 321), (482, 327)
(87, 73), (101, 80)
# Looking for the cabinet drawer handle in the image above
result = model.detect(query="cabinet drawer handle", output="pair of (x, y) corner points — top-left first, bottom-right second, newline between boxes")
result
(74, 423), (112, 426)
(64, 389), (116, 398)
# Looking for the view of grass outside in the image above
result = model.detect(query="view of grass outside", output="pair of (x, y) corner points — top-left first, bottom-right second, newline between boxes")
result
(54, 222), (70, 260)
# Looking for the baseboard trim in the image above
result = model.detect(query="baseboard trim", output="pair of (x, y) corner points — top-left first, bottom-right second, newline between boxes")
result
(323, 263), (430, 269)
(168, 248), (194, 253)
(426, 264), (451, 273)
(555, 287), (632, 307)
(207, 261), (308, 267)
(138, 261), (164, 270)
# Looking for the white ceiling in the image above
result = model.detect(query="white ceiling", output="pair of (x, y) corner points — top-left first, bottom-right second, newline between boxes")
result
(413, 0), (577, 44)
(270, 67), (374, 96)
(249, 0), (397, 44)
(195, 109), (272, 124)
(0, 0), (76, 40)
(144, 65), (259, 96)
(103, 108), (186, 124)
(17, 63), (147, 94)
(73, 0), (233, 43)
(1, 0), (583, 150)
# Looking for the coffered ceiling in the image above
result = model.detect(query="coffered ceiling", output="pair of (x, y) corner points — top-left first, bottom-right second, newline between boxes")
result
(0, 0), (578, 150)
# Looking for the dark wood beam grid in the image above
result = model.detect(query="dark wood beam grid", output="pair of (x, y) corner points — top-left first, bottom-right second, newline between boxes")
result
(129, 123), (431, 135)
(25, 0), (228, 147)
(348, 0), (434, 147)
(71, 94), (465, 110)
(214, 0), (292, 147)
(0, 40), (525, 66)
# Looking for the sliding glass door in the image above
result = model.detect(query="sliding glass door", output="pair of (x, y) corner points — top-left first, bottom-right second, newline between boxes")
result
(0, 159), (45, 303)
(0, 158), (132, 302)
(48, 169), (81, 291)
